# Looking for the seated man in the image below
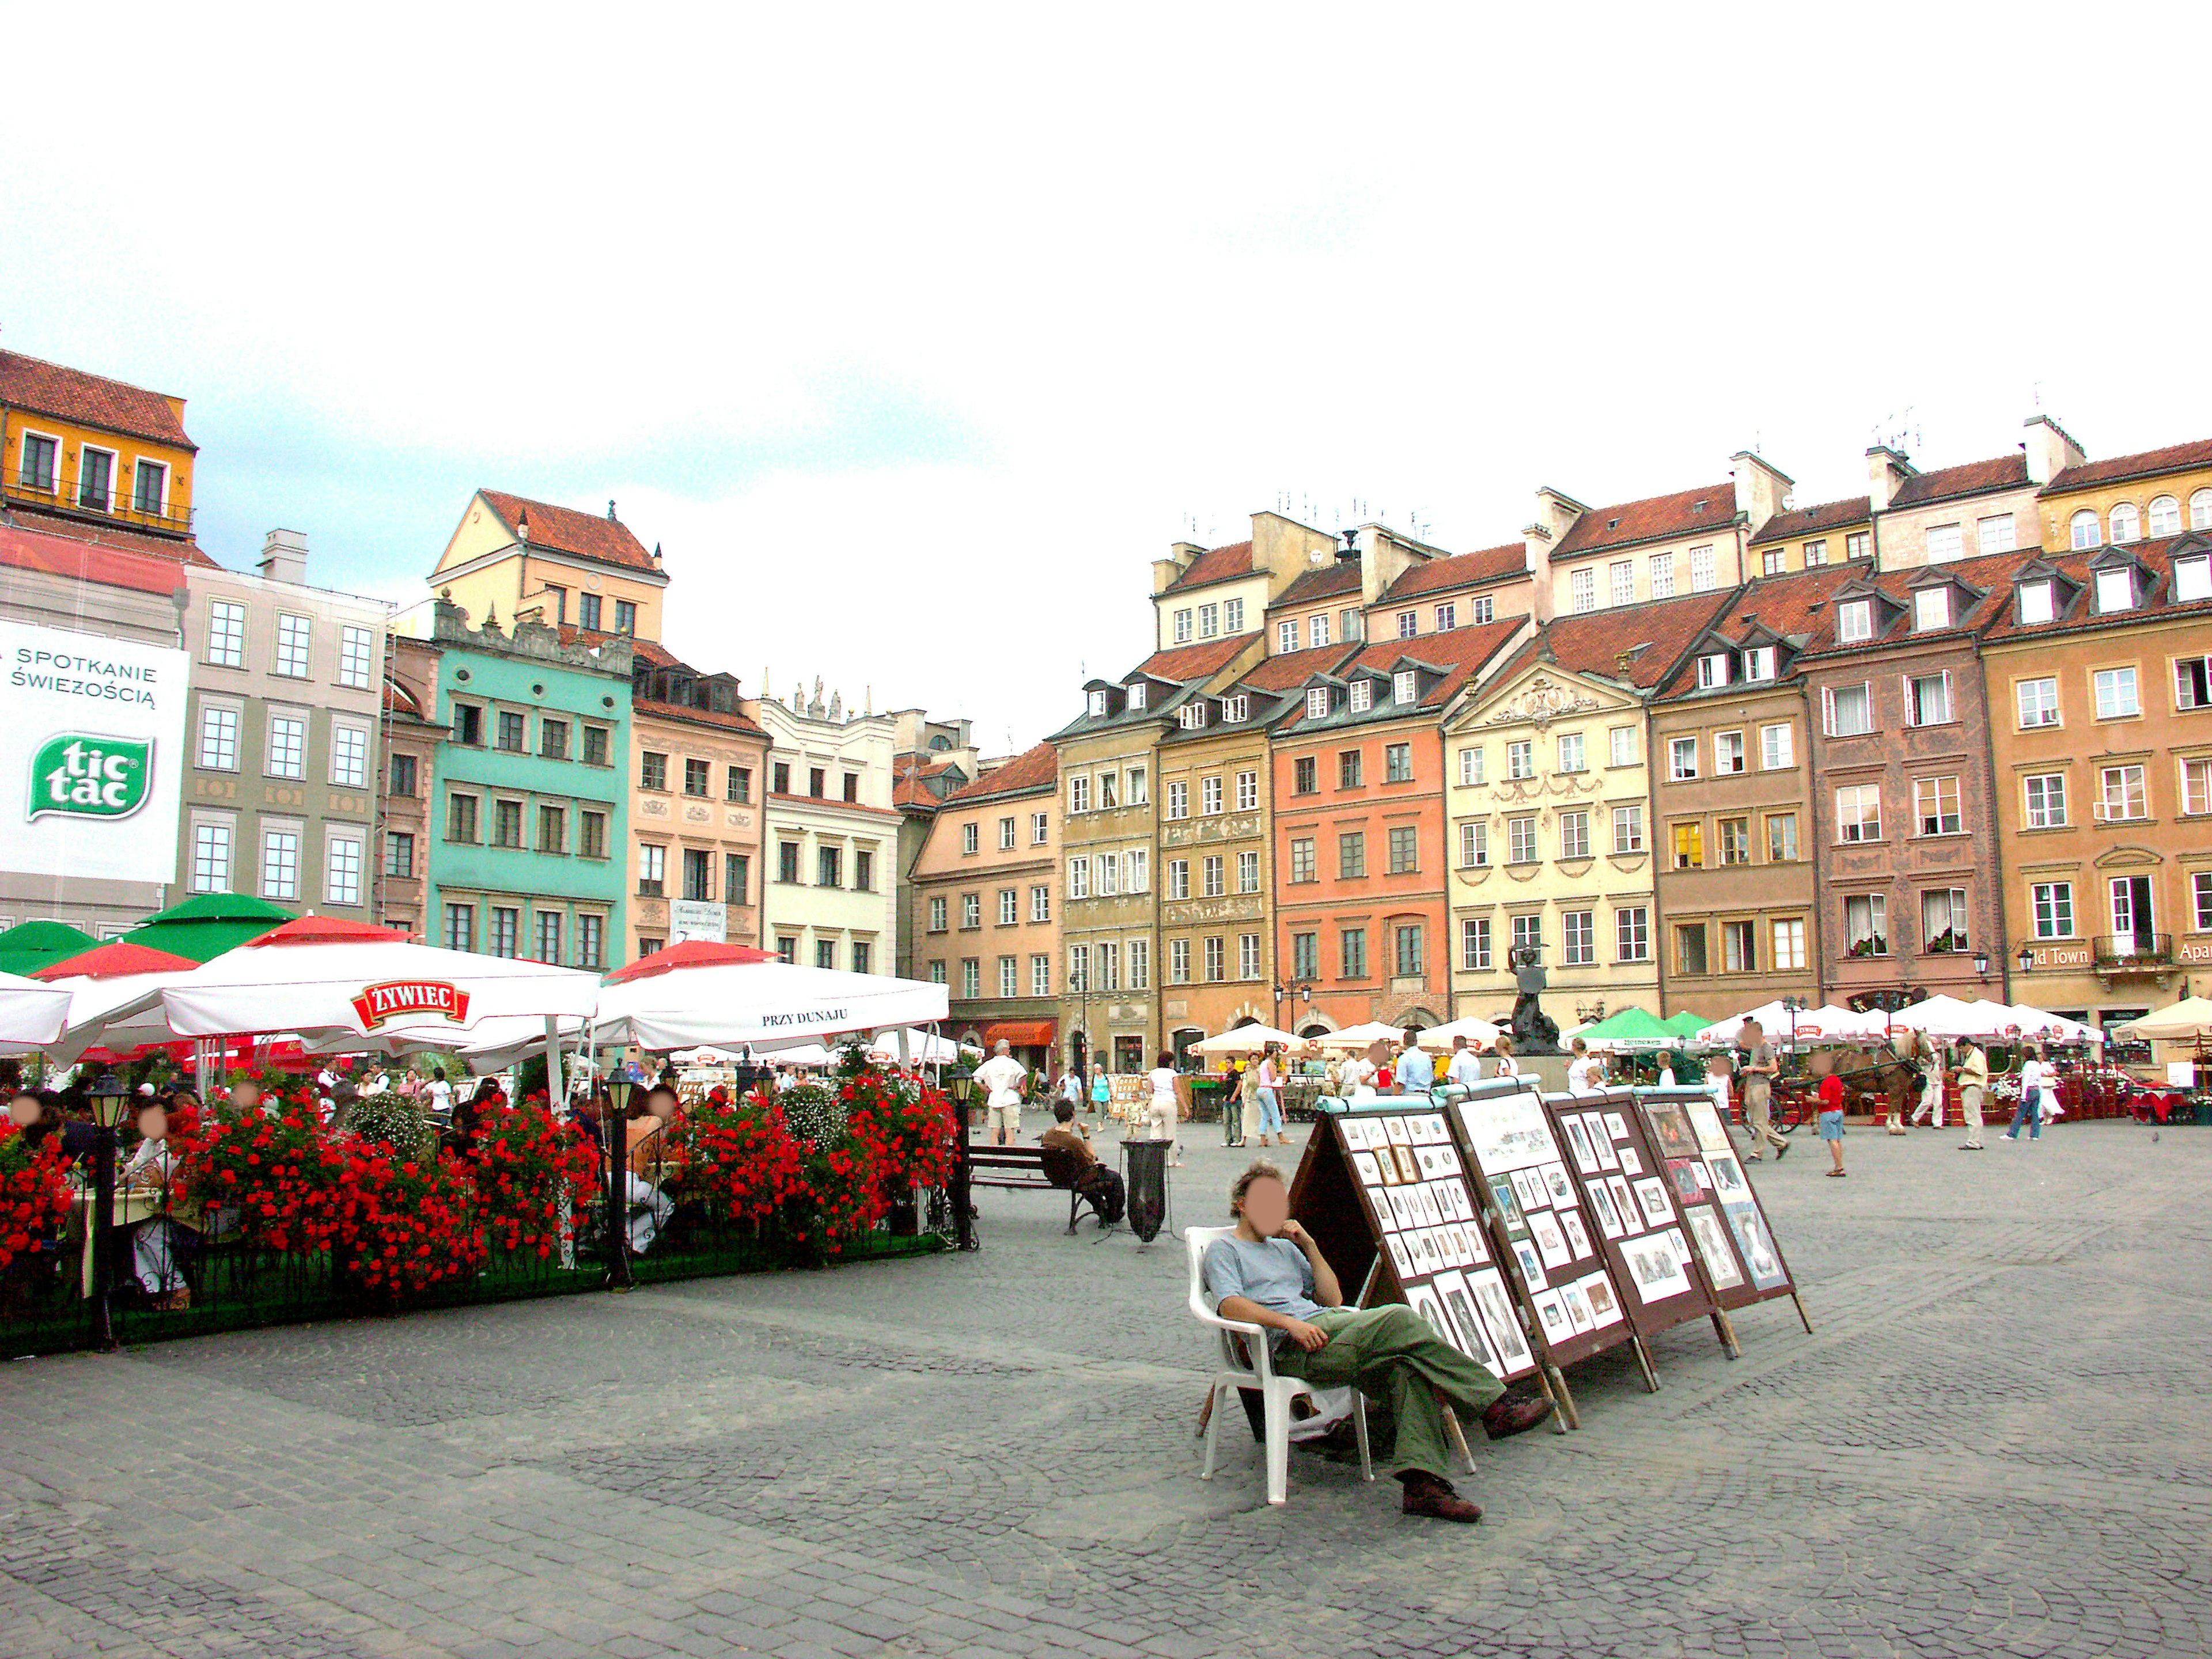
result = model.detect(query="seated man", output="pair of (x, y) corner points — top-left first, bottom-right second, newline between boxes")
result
(1040, 1100), (1124, 1225)
(1203, 1161), (1551, 1522)
(623, 1085), (681, 1252)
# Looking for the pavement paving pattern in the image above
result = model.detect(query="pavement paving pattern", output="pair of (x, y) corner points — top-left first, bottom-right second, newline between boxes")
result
(4, 1114), (2209, 1658)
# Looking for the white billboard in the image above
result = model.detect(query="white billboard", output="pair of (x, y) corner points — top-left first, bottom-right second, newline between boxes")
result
(669, 899), (728, 944)
(0, 620), (190, 884)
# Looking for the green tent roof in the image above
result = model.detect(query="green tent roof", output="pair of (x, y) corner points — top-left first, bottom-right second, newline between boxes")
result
(1577, 1007), (1675, 1048)
(116, 893), (294, 964)
(0, 920), (100, 978)
(1661, 1012), (1710, 1036)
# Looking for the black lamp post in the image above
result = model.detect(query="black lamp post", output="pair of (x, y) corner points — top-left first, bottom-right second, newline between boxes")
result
(603, 1076), (634, 1290)
(87, 1071), (130, 1351)
(1781, 993), (1804, 1054)
(1974, 950), (1990, 982)
(2016, 945), (2035, 978)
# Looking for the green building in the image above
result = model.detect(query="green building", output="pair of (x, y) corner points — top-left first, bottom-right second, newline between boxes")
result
(417, 602), (629, 968)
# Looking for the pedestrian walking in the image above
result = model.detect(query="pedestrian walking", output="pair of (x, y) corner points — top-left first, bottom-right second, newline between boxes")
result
(1956, 1038), (1988, 1150)
(1740, 1022), (1787, 1160)
(1145, 1051), (1183, 1166)
(1814, 1053), (1847, 1176)
(1222, 1058), (1247, 1149)
(2004, 1043), (2047, 1142)
(975, 1040), (1029, 1147)
(1254, 1043), (1285, 1146)
(1907, 1031), (1948, 1130)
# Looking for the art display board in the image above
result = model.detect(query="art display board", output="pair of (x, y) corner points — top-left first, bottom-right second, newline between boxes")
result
(1540, 1089), (1734, 1361)
(1636, 1086), (1810, 1330)
(1441, 1081), (1652, 1426)
(1287, 1105), (1542, 1387)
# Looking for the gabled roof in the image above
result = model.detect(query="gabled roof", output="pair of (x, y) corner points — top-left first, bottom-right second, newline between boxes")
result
(1795, 547), (2045, 657)
(1551, 482), (1737, 561)
(632, 696), (766, 739)
(1272, 618), (1526, 733)
(1492, 589), (1736, 691)
(1235, 642), (1363, 692)
(1132, 633), (1253, 683)
(892, 757), (967, 811)
(940, 741), (1058, 805)
(1377, 542), (1528, 601)
(2043, 437), (2212, 495)
(479, 490), (660, 575)
(1887, 454), (2031, 509)
(1982, 533), (2212, 645)
(6, 505), (219, 567)
(1266, 562), (1362, 609)
(0, 520), (192, 599)
(1748, 495), (1873, 546)
(0, 350), (195, 449)
(1160, 540), (1254, 596)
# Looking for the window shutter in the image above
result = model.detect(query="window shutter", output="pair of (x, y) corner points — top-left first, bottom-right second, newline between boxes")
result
(1821, 686), (1834, 735)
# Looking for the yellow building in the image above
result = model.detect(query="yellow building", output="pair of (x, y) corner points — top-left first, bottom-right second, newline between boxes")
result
(428, 490), (671, 645)
(1744, 497), (1873, 577)
(2033, 435), (2212, 555)
(0, 349), (200, 546)
(1442, 594), (1732, 1023)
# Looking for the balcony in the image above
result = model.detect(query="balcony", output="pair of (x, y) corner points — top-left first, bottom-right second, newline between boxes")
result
(8, 466), (195, 537)
(2092, 934), (2173, 977)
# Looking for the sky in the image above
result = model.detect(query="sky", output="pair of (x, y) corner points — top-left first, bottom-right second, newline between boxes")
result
(5, 6), (2209, 754)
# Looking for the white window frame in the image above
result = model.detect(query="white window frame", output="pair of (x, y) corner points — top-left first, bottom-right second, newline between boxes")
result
(206, 599), (247, 669)
(259, 820), (304, 903)
(274, 612), (313, 679)
(338, 625), (375, 690)
(196, 699), (242, 772)
(2094, 666), (2140, 720)
(1760, 722), (1793, 770)
(264, 707), (308, 780)
(324, 831), (365, 908)
(1649, 552), (1675, 598)
(329, 718), (371, 789)
(188, 813), (234, 894)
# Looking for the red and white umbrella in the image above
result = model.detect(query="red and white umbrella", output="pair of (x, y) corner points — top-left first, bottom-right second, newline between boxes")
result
(32, 941), (203, 1065)
(593, 940), (948, 1053)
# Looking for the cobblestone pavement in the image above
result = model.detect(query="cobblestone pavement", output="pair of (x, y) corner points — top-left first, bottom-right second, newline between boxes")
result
(5, 1113), (2209, 1659)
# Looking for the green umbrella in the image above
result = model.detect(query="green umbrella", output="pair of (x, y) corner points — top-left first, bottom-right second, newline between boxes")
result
(0, 920), (100, 978)
(1574, 1007), (1675, 1050)
(1661, 1012), (1710, 1037)
(116, 893), (295, 964)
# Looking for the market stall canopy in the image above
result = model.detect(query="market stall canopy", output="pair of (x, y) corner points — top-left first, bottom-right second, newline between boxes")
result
(1573, 1007), (1675, 1052)
(603, 939), (777, 984)
(31, 941), (202, 1065)
(2111, 998), (2212, 1041)
(0, 967), (71, 1051)
(1889, 995), (2015, 1039)
(116, 893), (294, 963)
(1692, 1001), (1881, 1046)
(0, 919), (100, 979)
(1309, 1021), (1411, 1050)
(1189, 1024), (1305, 1055)
(866, 1029), (971, 1063)
(593, 957), (948, 1053)
(1661, 1012), (1711, 1039)
(979, 1020), (1055, 1050)
(1413, 1016), (1505, 1051)
(1998, 1005), (2105, 1045)
(92, 916), (599, 1050)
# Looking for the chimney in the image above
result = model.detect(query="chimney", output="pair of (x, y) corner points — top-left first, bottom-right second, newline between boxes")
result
(258, 528), (308, 586)
(1866, 446), (1914, 513)
(515, 508), (530, 543)
(2022, 415), (2086, 486)
(1152, 540), (1204, 597)
(1729, 451), (1792, 538)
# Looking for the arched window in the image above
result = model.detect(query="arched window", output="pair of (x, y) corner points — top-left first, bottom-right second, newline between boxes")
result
(2149, 495), (2181, 537)
(2070, 509), (2101, 550)
(2109, 503), (2141, 543)
(2192, 488), (2212, 531)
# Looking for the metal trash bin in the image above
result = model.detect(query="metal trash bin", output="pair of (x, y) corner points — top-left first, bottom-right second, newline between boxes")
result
(1122, 1137), (1169, 1243)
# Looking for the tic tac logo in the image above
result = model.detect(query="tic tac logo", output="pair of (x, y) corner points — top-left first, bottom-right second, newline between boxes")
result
(350, 980), (474, 1030)
(29, 735), (154, 822)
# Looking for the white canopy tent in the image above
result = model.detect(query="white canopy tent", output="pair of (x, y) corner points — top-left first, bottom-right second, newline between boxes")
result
(1693, 1001), (1884, 1046)
(29, 942), (203, 1064)
(1309, 1021), (1410, 1051)
(866, 1029), (973, 1063)
(0, 968), (71, 1053)
(593, 957), (949, 1054)
(1188, 1024), (1306, 1055)
(1413, 1016), (1505, 1051)
(1999, 1005), (2106, 1046)
(1889, 995), (2017, 1039)
(2112, 998), (2212, 1041)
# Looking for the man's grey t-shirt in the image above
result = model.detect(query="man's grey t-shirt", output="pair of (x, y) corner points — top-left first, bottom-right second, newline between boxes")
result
(1203, 1235), (1320, 1351)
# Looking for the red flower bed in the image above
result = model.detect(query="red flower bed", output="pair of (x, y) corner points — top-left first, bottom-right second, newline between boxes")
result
(469, 1101), (597, 1258)
(0, 1124), (71, 1272)
(840, 1074), (959, 1194)
(182, 1098), (349, 1253)
(673, 1092), (808, 1224)
(342, 1144), (485, 1302)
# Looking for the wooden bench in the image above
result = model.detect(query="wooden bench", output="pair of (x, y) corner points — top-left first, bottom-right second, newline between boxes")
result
(965, 1142), (1091, 1234)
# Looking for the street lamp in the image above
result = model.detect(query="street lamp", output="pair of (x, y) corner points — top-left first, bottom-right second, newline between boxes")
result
(87, 1071), (130, 1351)
(1973, 950), (1990, 982)
(603, 1076), (634, 1290)
(1780, 993), (1804, 1053)
(2016, 944), (2035, 978)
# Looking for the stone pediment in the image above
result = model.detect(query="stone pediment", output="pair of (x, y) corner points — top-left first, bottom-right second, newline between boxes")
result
(2092, 843), (2164, 870)
(1479, 672), (1611, 732)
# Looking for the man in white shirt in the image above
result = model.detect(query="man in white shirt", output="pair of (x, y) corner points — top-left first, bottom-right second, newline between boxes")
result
(974, 1040), (1029, 1146)
(1394, 1027), (1435, 1096)
(1445, 1036), (1485, 1091)
(1565, 1039), (1607, 1096)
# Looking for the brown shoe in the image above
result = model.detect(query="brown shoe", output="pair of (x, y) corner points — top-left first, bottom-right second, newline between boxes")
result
(1480, 1395), (1555, 1440)
(1398, 1472), (1482, 1522)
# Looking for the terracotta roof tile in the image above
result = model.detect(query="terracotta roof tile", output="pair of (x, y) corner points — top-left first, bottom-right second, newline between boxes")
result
(892, 757), (968, 812)
(480, 490), (661, 575)
(1495, 589), (1738, 690)
(1131, 632), (1252, 682)
(0, 350), (195, 449)
(382, 676), (425, 718)
(1979, 534), (2212, 644)
(1887, 453), (2029, 509)
(1795, 547), (2046, 657)
(1552, 482), (1738, 560)
(1651, 565), (1871, 696)
(1233, 642), (1363, 692)
(0, 520), (191, 600)
(2043, 437), (2212, 495)
(1273, 618), (1527, 732)
(1748, 495), (1873, 546)
(1266, 562), (1362, 609)
(1377, 542), (1528, 601)
(6, 506), (219, 567)
(632, 696), (766, 738)
(1160, 540), (1253, 594)
(941, 741), (1058, 804)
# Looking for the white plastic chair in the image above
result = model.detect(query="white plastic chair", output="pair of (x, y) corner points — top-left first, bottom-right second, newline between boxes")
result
(1188, 1224), (1372, 1505)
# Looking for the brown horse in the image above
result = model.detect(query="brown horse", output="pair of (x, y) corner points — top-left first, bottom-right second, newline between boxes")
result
(1810, 1043), (1921, 1128)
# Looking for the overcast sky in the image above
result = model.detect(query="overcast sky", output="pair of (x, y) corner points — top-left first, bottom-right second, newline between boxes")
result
(5, 7), (2206, 752)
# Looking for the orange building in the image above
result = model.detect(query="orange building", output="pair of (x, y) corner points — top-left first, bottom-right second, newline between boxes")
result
(1, 349), (201, 547)
(1270, 619), (1527, 1036)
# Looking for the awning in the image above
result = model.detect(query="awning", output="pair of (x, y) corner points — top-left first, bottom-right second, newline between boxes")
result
(983, 1020), (1056, 1048)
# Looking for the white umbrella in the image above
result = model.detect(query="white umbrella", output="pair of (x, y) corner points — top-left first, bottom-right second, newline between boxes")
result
(593, 956), (948, 1052)
(29, 941), (202, 1064)
(865, 1029), (969, 1063)
(1189, 1024), (1305, 1055)
(1891, 995), (2009, 1039)
(1692, 1000), (1882, 1046)
(1999, 1005), (2105, 1046)
(2112, 998), (2212, 1041)
(0, 967), (71, 1052)
(1309, 1021), (1410, 1051)
(1414, 1016), (1505, 1051)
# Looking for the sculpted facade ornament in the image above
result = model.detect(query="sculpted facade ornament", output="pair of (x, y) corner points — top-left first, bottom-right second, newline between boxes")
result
(1482, 673), (1604, 732)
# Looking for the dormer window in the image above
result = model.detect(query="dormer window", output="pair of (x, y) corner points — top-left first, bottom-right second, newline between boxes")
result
(2096, 567), (2137, 614)
(1086, 690), (1108, 717)
(1305, 688), (1330, 719)
(1349, 679), (1373, 712)
(1223, 694), (1249, 722)
(2018, 581), (2055, 624)
(1393, 669), (1418, 704)
(1698, 653), (1731, 688)
(1127, 681), (1147, 710)
(1838, 600), (1873, 643)
(1914, 588), (1950, 631)
(2176, 552), (2212, 603)
(1744, 646), (1777, 681)
(1179, 702), (1207, 730)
